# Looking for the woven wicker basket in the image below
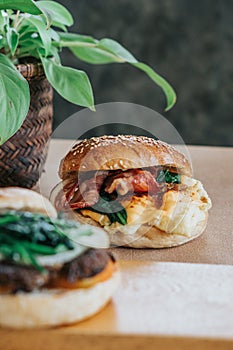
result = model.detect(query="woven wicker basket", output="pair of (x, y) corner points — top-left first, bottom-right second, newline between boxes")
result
(0, 60), (53, 188)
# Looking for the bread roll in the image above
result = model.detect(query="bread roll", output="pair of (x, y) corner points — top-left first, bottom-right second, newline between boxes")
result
(0, 270), (120, 328)
(0, 187), (57, 217)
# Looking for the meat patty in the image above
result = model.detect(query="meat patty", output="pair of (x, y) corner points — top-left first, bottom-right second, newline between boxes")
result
(59, 248), (115, 284)
(0, 249), (115, 293)
(0, 262), (49, 293)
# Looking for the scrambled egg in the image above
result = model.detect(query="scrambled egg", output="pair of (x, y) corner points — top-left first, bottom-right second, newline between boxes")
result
(81, 176), (212, 237)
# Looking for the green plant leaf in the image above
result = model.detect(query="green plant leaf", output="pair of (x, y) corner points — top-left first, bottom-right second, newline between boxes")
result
(58, 34), (132, 63)
(18, 37), (43, 58)
(132, 62), (176, 111)
(0, 53), (30, 144)
(37, 1), (73, 27)
(98, 38), (138, 63)
(0, 0), (42, 15)
(58, 33), (125, 63)
(0, 1), (52, 28)
(47, 44), (60, 63)
(25, 16), (51, 56)
(58, 32), (98, 44)
(48, 27), (59, 41)
(51, 20), (67, 32)
(98, 39), (176, 110)
(0, 36), (5, 49)
(6, 27), (19, 55)
(0, 10), (4, 29)
(70, 46), (124, 64)
(57, 34), (176, 110)
(40, 54), (95, 110)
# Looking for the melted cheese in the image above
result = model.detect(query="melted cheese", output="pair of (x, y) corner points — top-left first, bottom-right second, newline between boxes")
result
(48, 260), (116, 290)
(81, 177), (212, 237)
(81, 210), (110, 226)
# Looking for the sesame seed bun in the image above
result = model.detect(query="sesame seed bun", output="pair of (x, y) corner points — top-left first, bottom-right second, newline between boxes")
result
(59, 135), (192, 178)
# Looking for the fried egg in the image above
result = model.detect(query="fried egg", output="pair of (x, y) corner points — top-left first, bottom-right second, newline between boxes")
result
(81, 176), (212, 237)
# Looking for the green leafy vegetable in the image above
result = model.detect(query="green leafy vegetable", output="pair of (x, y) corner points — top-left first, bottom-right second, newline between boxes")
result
(156, 169), (181, 184)
(0, 211), (94, 271)
(86, 191), (128, 226)
(107, 209), (127, 225)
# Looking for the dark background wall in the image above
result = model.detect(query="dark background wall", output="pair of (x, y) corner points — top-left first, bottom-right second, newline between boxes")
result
(54, 0), (233, 146)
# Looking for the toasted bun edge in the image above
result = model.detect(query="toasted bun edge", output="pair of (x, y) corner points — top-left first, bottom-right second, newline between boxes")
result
(59, 135), (192, 178)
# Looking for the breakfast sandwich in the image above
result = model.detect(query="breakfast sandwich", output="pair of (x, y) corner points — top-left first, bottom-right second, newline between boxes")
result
(55, 135), (212, 248)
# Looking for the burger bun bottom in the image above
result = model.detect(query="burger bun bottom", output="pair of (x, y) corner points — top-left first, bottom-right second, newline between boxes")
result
(70, 211), (208, 248)
(0, 270), (120, 329)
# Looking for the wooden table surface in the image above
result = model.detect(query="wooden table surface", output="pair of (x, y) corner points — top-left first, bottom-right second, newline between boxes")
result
(1, 139), (233, 350)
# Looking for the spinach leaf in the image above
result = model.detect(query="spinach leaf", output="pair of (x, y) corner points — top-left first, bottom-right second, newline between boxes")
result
(0, 211), (95, 271)
(156, 169), (181, 184)
(105, 208), (127, 225)
(86, 191), (128, 226)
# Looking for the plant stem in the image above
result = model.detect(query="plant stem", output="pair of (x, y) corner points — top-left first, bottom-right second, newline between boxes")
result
(53, 41), (97, 48)
(13, 10), (20, 28)
(15, 16), (25, 31)
(52, 41), (125, 63)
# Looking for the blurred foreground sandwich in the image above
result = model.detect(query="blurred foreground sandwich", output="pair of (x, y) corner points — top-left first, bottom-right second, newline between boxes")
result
(0, 187), (119, 328)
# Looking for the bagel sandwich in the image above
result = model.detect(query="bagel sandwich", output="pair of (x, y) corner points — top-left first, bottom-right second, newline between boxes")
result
(55, 135), (212, 248)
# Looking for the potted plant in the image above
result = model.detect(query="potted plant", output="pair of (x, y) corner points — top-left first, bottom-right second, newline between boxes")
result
(0, 0), (176, 188)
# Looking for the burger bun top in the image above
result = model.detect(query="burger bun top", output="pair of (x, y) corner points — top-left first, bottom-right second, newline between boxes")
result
(59, 135), (191, 178)
(0, 187), (57, 218)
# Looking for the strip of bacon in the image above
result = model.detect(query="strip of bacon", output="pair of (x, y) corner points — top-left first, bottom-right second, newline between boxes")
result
(68, 172), (108, 209)
(104, 169), (160, 196)
(62, 168), (163, 210)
